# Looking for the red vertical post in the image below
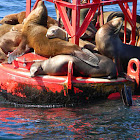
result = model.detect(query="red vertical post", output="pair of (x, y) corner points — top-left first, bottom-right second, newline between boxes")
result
(130, 0), (137, 45)
(95, 7), (100, 29)
(77, 5), (99, 37)
(26, 0), (31, 17)
(118, 1), (137, 45)
(67, 61), (73, 93)
(100, 5), (104, 26)
(55, 1), (74, 37)
(71, 0), (81, 45)
(124, 2), (128, 44)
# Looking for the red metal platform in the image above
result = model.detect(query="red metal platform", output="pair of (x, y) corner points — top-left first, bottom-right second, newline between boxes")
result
(0, 53), (135, 104)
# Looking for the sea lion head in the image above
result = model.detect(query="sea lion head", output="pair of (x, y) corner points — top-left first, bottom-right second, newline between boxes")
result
(107, 17), (123, 34)
(0, 16), (18, 25)
(46, 26), (67, 40)
(24, 0), (48, 27)
(30, 61), (44, 77)
(95, 17), (123, 60)
(96, 17), (123, 39)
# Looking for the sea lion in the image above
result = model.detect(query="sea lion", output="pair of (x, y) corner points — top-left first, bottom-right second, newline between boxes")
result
(8, 1), (99, 67)
(46, 25), (67, 40)
(92, 11), (140, 43)
(47, 16), (58, 28)
(46, 25), (97, 48)
(0, 31), (22, 55)
(30, 51), (117, 79)
(0, 24), (14, 37)
(0, 24), (30, 63)
(95, 17), (140, 73)
(0, 24), (23, 38)
(106, 11), (140, 29)
(105, 11), (140, 43)
(0, 48), (8, 63)
(0, 10), (58, 27)
(0, 11), (26, 25)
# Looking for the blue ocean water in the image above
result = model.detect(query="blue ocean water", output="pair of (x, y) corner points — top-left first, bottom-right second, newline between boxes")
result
(0, 0), (140, 139)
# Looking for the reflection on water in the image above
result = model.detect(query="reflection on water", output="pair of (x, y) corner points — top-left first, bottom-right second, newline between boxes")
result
(0, 97), (139, 139)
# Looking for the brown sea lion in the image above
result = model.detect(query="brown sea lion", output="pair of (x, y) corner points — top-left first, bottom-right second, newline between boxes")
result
(47, 16), (58, 28)
(0, 11), (26, 25)
(105, 11), (140, 43)
(46, 25), (96, 48)
(0, 24), (29, 63)
(0, 48), (8, 63)
(95, 17), (140, 73)
(0, 24), (14, 37)
(92, 11), (140, 43)
(8, 1), (99, 67)
(30, 52), (117, 79)
(17, 11), (26, 24)
(0, 31), (22, 55)
(0, 24), (23, 38)
(0, 10), (57, 27)
(106, 11), (140, 29)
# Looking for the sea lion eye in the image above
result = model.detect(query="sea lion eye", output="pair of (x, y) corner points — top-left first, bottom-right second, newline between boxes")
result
(52, 29), (56, 33)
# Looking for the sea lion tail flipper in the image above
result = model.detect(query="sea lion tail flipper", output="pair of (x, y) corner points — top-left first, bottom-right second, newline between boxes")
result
(74, 49), (100, 67)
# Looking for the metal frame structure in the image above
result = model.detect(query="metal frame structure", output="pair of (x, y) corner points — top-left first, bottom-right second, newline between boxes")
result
(26, 0), (137, 45)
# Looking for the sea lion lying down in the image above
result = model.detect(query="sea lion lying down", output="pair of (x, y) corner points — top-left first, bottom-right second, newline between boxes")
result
(0, 11), (58, 28)
(46, 25), (96, 48)
(0, 24), (22, 38)
(0, 11), (26, 25)
(30, 49), (117, 79)
(0, 24), (29, 62)
(95, 17), (140, 73)
(8, 1), (99, 67)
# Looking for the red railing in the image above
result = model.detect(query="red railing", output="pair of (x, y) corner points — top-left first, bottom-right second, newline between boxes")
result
(26, 0), (137, 46)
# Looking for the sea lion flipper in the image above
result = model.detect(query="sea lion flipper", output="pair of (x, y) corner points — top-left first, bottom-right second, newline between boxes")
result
(8, 45), (32, 64)
(74, 49), (100, 67)
(8, 38), (29, 63)
(8, 49), (25, 64)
